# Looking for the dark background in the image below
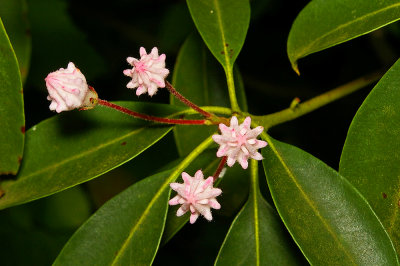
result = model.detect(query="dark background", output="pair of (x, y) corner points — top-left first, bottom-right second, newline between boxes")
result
(1, 0), (400, 264)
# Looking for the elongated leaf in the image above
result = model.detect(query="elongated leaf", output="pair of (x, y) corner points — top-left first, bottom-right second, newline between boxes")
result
(55, 137), (215, 265)
(0, 0), (31, 81)
(171, 33), (247, 155)
(54, 170), (173, 265)
(186, 0), (250, 70)
(262, 136), (399, 265)
(0, 102), (181, 210)
(287, 0), (400, 74)
(215, 161), (299, 265)
(340, 59), (400, 254)
(0, 18), (24, 175)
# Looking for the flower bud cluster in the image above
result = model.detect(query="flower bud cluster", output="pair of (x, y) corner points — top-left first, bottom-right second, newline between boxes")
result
(44, 47), (268, 224)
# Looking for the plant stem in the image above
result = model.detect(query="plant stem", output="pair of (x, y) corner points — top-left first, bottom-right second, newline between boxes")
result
(225, 68), (240, 113)
(253, 71), (383, 130)
(165, 81), (214, 118)
(166, 136), (215, 184)
(172, 106), (232, 117)
(212, 156), (227, 182)
(250, 159), (259, 196)
(97, 99), (206, 125)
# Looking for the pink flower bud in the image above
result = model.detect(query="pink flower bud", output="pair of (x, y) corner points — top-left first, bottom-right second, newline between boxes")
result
(123, 47), (169, 96)
(212, 116), (268, 169)
(45, 62), (98, 113)
(169, 170), (222, 224)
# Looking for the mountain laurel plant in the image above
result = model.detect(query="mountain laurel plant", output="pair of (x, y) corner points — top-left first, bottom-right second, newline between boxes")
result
(1, 0), (400, 265)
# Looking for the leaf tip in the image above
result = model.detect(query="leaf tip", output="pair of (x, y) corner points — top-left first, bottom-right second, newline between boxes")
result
(292, 62), (300, 76)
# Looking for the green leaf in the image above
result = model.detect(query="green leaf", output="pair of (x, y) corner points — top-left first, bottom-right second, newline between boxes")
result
(0, 102), (180, 210)
(0, 0), (31, 82)
(171, 33), (247, 156)
(287, 0), (400, 74)
(0, 18), (24, 175)
(262, 136), (399, 265)
(339, 59), (400, 254)
(54, 170), (173, 266)
(55, 136), (215, 265)
(215, 161), (299, 265)
(186, 0), (250, 70)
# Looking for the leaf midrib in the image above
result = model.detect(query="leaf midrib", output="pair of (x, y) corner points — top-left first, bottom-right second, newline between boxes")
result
(295, 2), (400, 59)
(111, 173), (174, 265)
(213, 0), (232, 69)
(4, 126), (169, 190)
(252, 187), (260, 266)
(265, 135), (356, 264)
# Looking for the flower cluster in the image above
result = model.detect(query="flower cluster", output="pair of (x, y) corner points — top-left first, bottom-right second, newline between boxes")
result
(169, 170), (222, 224)
(44, 47), (268, 224)
(212, 116), (267, 169)
(123, 47), (169, 96)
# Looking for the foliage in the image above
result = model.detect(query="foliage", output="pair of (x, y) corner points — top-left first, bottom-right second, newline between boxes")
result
(1, 0), (400, 265)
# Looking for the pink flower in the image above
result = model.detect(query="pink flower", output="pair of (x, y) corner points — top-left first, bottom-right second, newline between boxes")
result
(123, 47), (169, 96)
(169, 170), (222, 224)
(212, 116), (267, 169)
(45, 62), (98, 113)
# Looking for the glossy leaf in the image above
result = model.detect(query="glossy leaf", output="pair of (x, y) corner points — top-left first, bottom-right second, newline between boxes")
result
(215, 161), (299, 265)
(287, 0), (400, 74)
(0, 18), (24, 175)
(55, 137), (215, 265)
(0, 0), (31, 81)
(339, 59), (400, 254)
(54, 170), (173, 266)
(186, 0), (250, 70)
(262, 136), (399, 265)
(171, 33), (247, 156)
(0, 102), (181, 210)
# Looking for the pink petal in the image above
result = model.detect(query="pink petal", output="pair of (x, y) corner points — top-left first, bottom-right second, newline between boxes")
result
(190, 212), (199, 224)
(194, 170), (204, 180)
(182, 172), (191, 184)
(217, 145), (229, 157)
(212, 134), (224, 144)
(139, 47), (147, 57)
(168, 195), (181, 205)
(123, 69), (132, 76)
(242, 117), (251, 129)
(136, 86), (147, 96)
(202, 208), (212, 221)
(170, 183), (181, 191)
(209, 199), (221, 209)
(202, 177), (213, 189)
(127, 57), (135, 65)
(219, 123), (231, 134)
(238, 154), (249, 169)
(253, 140), (268, 149)
(251, 152), (263, 161)
(227, 157), (236, 167)
(177, 204), (189, 216)
(230, 116), (238, 127)
(150, 47), (159, 57)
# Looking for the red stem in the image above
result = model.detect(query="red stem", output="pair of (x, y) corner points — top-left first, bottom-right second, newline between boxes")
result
(97, 99), (206, 125)
(212, 156), (228, 182)
(165, 81), (214, 118)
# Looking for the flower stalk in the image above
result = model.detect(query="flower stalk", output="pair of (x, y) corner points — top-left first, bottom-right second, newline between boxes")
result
(212, 156), (228, 182)
(97, 99), (207, 125)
